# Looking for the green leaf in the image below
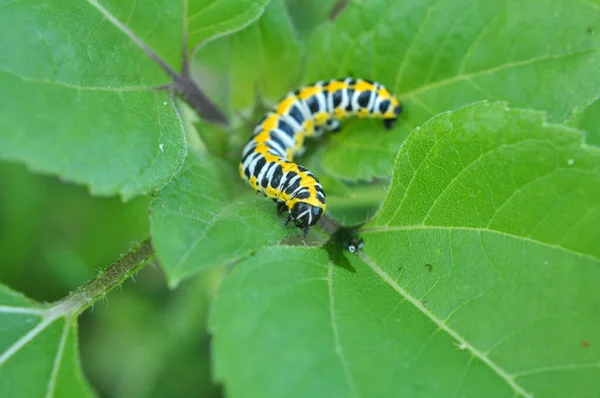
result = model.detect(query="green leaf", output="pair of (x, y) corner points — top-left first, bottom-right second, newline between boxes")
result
(301, 145), (388, 226)
(193, 0), (302, 115)
(150, 151), (294, 287)
(94, 0), (184, 69)
(0, 285), (94, 398)
(0, 0), (187, 199)
(0, 0), (274, 199)
(285, 0), (339, 39)
(323, 181), (387, 226)
(188, 0), (272, 46)
(304, 0), (600, 181)
(210, 103), (600, 397)
(365, 102), (600, 395)
(83, 0), (274, 62)
(568, 98), (600, 147)
(318, 119), (402, 180)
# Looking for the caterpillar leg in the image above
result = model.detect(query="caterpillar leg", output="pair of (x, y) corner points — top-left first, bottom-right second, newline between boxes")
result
(383, 118), (396, 130)
(302, 226), (310, 238)
(285, 214), (310, 238)
(277, 201), (287, 215)
(325, 118), (341, 133)
(313, 126), (325, 137)
(294, 146), (307, 157)
(383, 105), (403, 130)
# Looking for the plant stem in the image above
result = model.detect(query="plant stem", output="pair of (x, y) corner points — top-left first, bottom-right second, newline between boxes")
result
(64, 239), (155, 317)
(173, 74), (228, 125)
(329, 0), (349, 20)
(318, 214), (341, 236)
(89, 0), (227, 125)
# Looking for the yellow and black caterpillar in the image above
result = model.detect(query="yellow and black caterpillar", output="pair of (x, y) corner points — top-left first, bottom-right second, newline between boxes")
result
(239, 78), (402, 236)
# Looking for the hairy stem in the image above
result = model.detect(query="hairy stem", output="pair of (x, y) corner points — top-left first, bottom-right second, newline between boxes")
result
(65, 239), (155, 316)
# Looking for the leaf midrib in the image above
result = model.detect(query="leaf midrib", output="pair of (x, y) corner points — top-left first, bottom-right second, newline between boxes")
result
(0, 302), (77, 397)
(0, 300), (77, 367)
(361, 225), (600, 263)
(358, 251), (534, 398)
(0, 67), (159, 92)
(327, 262), (358, 397)
(398, 49), (600, 100)
(44, 319), (71, 398)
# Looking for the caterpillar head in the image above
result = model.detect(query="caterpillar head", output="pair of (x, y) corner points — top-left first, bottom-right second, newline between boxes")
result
(287, 202), (324, 237)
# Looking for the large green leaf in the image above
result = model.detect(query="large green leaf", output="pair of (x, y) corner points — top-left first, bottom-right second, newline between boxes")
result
(97, 0), (273, 57)
(188, 0), (272, 46)
(569, 98), (600, 147)
(285, 0), (339, 39)
(363, 102), (600, 396)
(0, 0), (186, 199)
(92, 0), (183, 69)
(150, 151), (294, 287)
(0, 0), (273, 199)
(305, 0), (600, 181)
(193, 0), (302, 115)
(0, 285), (93, 398)
(210, 103), (600, 398)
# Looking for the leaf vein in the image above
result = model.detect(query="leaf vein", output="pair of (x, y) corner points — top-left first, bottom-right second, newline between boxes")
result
(0, 317), (53, 366)
(45, 319), (70, 398)
(0, 68), (159, 92)
(399, 49), (600, 99)
(358, 252), (533, 398)
(457, 21), (490, 75)
(0, 306), (45, 315)
(362, 225), (599, 262)
(394, 1), (437, 91)
(326, 262), (359, 397)
(421, 138), (556, 226)
(513, 362), (600, 378)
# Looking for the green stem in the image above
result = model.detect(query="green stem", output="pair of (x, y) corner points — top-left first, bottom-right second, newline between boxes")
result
(63, 239), (154, 317)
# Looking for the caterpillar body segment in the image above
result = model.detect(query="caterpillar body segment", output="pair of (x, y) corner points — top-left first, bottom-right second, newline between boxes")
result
(239, 78), (402, 236)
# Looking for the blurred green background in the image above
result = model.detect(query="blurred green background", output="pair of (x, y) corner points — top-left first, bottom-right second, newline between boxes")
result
(0, 160), (223, 398)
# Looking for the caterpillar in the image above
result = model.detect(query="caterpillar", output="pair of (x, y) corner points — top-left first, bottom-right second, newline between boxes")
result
(239, 77), (402, 237)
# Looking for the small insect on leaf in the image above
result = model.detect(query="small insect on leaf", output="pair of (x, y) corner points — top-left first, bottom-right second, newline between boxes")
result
(343, 235), (364, 255)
